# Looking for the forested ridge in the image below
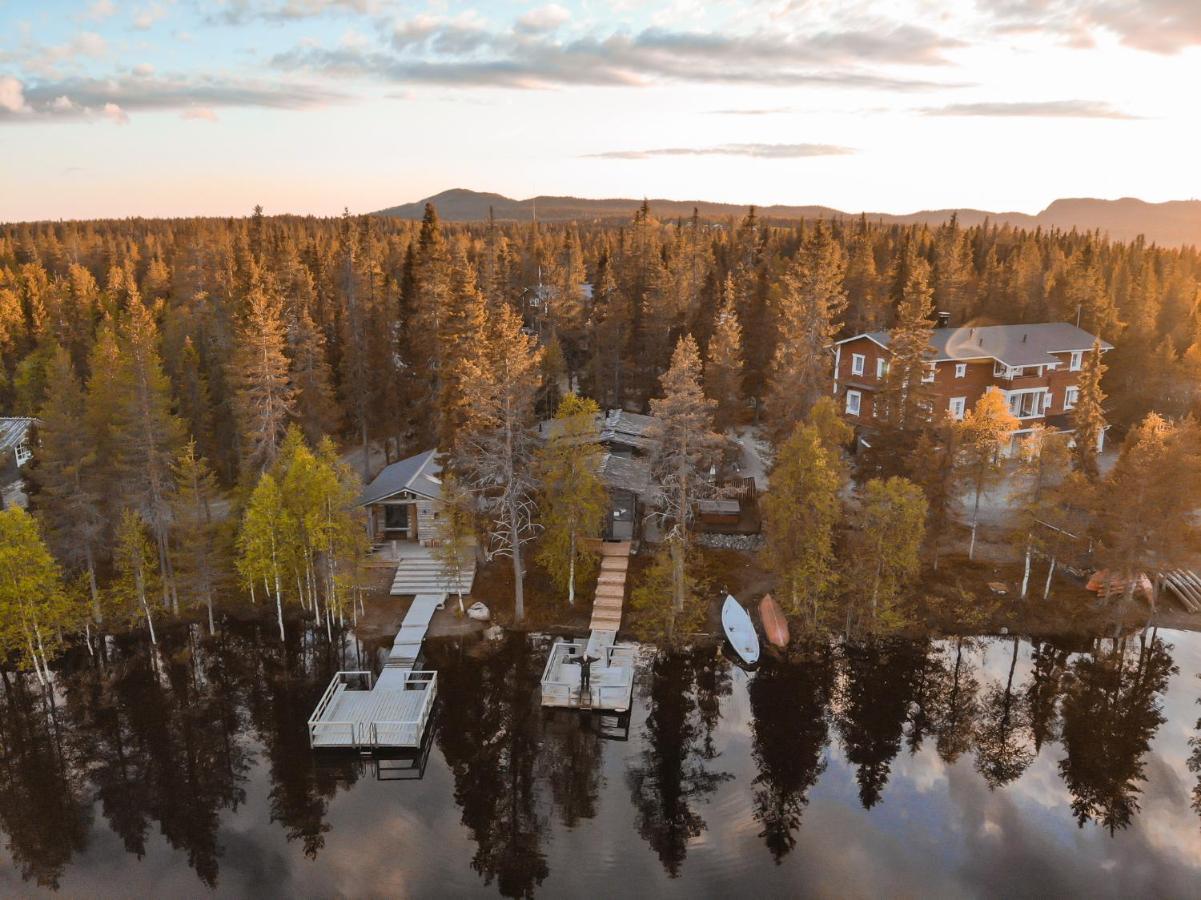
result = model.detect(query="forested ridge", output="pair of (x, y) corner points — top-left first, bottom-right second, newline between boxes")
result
(2, 202), (1201, 670)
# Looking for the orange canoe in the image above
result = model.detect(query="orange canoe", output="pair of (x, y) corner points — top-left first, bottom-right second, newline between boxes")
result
(759, 594), (790, 649)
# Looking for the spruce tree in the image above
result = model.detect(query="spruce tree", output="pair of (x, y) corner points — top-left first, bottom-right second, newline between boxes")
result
(880, 253), (936, 433)
(287, 305), (340, 445)
(1070, 339), (1108, 479)
(704, 276), (744, 433)
(231, 276), (294, 475)
(648, 334), (723, 617)
(437, 249), (490, 453)
(171, 441), (224, 634)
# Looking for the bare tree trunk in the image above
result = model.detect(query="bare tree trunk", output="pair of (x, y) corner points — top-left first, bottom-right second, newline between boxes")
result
(568, 532), (575, 607)
(968, 479), (982, 561)
(511, 502), (525, 622)
(1020, 537), (1032, 599)
(1043, 556), (1056, 600)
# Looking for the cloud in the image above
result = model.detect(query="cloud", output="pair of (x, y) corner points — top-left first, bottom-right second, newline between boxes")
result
(83, 0), (117, 21)
(0, 77), (30, 113)
(208, 0), (380, 24)
(274, 25), (970, 91)
(977, 0), (1201, 53)
(921, 99), (1140, 119)
(13, 31), (110, 78)
(102, 101), (129, 124)
(133, 3), (167, 29)
(708, 107), (797, 115)
(516, 4), (571, 34)
(0, 74), (350, 123)
(181, 106), (219, 121)
(584, 142), (855, 159)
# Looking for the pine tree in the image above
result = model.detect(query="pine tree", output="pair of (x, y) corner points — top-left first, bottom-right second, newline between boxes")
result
(29, 345), (105, 621)
(648, 335), (723, 616)
(762, 422), (844, 628)
(455, 302), (543, 622)
(536, 394), (608, 607)
(704, 276), (744, 433)
(1070, 339), (1108, 479)
(111, 301), (185, 613)
(764, 223), (846, 443)
(954, 387), (1019, 559)
(231, 277), (294, 474)
(171, 441), (224, 634)
(288, 305), (340, 445)
(905, 418), (958, 569)
(879, 253), (936, 432)
(174, 336), (216, 456)
(0, 507), (72, 683)
(437, 249), (490, 452)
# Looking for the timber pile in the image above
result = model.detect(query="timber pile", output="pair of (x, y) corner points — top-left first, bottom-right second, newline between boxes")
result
(590, 541), (631, 632)
(1163, 570), (1201, 613)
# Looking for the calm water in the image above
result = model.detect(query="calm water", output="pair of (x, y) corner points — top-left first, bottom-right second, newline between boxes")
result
(2, 622), (1200, 898)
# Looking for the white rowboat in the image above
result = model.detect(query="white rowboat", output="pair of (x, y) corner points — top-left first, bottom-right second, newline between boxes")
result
(721, 594), (760, 665)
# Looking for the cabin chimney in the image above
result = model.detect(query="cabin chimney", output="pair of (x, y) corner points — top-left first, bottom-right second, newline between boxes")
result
(936, 311), (951, 328)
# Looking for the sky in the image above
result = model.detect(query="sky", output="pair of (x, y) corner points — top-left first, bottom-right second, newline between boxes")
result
(1, 0), (1199, 221)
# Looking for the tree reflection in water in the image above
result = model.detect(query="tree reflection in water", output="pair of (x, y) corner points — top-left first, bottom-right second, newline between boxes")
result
(627, 649), (733, 877)
(1058, 632), (1176, 834)
(748, 642), (834, 862)
(0, 626), (1194, 891)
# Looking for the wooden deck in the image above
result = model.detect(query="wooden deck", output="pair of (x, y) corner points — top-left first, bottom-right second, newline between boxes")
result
(308, 592), (445, 750)
(540, 639), (636, 712)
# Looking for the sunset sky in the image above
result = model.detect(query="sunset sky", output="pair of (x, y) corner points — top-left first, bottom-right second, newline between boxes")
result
(2, 0), (1199, 221)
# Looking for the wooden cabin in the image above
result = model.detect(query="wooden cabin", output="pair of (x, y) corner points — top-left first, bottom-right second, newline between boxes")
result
(358, 449), (446, 546)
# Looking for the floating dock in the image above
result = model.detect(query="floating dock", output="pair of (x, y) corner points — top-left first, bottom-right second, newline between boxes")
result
(541, 541), (636, 712)
(308, 593), (443, 749)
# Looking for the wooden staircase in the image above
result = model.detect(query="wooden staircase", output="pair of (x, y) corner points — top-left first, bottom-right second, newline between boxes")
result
(590, 541), (632, 633)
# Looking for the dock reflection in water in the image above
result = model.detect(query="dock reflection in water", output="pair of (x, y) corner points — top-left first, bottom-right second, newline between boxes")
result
(1, 623), (1200, 896)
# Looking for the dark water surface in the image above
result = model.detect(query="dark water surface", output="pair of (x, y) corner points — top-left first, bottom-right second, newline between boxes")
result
(2, 622), (1201, 898)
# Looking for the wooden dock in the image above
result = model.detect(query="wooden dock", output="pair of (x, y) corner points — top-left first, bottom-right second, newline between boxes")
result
(308, 593), (444, 750)
(540, 541), (636, 712)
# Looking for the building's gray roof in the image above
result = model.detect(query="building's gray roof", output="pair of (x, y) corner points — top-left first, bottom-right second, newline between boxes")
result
(358, 449), (442, 505)
(854, 323), (1112, 368)
(598, 452), (659, 501)
(0, 418), (35, 455)
(537, 408), (662, 453)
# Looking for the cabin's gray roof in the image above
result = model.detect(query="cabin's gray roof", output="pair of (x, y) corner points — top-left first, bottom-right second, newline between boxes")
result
(358, 449), (442, 505)
(598, 452), (658, 501)
(0, 418), (35, 454)
(537, 408), (662, 453)
(850, 323), (1112, 368)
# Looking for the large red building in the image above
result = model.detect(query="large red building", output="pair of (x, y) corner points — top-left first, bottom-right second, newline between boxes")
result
(832, 321), (1113, 452)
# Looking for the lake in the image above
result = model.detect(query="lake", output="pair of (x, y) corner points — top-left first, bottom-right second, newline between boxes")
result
(1, 622), (1199, 897)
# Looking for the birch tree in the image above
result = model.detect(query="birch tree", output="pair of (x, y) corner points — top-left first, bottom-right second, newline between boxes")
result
(648, 335), (723, 614)
(112, 508), (160, 645)
(431, 470), (477, 613)
(237, 472), (290, 640)
(1011, 425), (1072, 599)
(954, 387), (1018, 560)
(763, 422), (844, 628)
(536, 394), (607, 607)
(847, 477), (926, 631)
(0, 507), (72, 684)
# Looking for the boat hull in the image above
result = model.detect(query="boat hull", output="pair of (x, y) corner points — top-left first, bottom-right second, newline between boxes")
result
(759, 594), (789, 649)
(721, 595), (760, 665)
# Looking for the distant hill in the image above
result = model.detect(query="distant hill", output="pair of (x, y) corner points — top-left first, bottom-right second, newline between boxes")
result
(376, 189), (1201, 248)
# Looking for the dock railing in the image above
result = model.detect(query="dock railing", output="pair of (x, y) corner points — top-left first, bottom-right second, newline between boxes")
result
(541, 641), (635, 711)
(367, 671), (439, 747)
(308, 670), (374, 748)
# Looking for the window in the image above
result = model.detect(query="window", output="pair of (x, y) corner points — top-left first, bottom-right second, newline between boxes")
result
(1006, 390), (1049, 418)
(955, 363), (967, 379)
(845, 390), (862, 416)
(1069, 350), (1083, 371)
(851, 353), (865, 376)
(949, 397), (966, 420)
(876, 358), (888, 379)
(1064, 386), (1079, 410)
(14, 440), (32, 467)
(922, 363), (936, 383)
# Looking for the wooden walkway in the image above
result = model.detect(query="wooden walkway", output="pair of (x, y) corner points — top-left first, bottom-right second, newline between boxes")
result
(590, 541), (631, 632)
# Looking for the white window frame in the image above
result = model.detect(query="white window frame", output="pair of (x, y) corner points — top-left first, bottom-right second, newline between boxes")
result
(851, 353), (865, 377)
(1064, 386), (1079, 410)
(922, 362), (936, 383)
(1069, 350), (1083, 371)
(954, 363), (967, 379)
(949, 397), (967, 420)
(14, 440), (32, 467)
(845, 390), (862, 416)
(876, 358), (888, 380)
